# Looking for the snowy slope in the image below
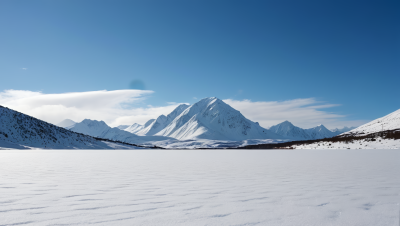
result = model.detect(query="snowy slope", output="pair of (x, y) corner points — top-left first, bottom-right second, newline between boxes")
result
(124, 123), (144, 134)
(137, 104), (189, 136)
(57, 119), (76, 128)
(341, 108), (400, 136)
(0, 106), (134, 149)
(155, 97), (283, 141)
(68, 119), (174, 144)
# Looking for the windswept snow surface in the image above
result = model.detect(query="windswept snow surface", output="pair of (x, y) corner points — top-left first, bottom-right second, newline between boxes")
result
(0, 149), (399, 226)
(156, 97), (283, 141)
(68, 119), (174, 144)
(342, 108), (400, 136)
(0, 106), (128, 149)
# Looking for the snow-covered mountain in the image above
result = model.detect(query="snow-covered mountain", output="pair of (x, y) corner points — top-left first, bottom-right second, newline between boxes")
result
(341, 108), (400, 136)
(68, 119), (173, 144)
(155, 97), (283, 141)
(137, 115), (168, 136)
(136, 104), (189, 136)
(57, 119), (76, 128)
(269, 121), (312, 140)
(116, 125), (129, 130)
(144, 119), (155, 127)
(330, 126), (356, 135)
(305, 124), (337, 139)
(269, 121), (339, 140)
(0, 106), (135, 149)
(124, 123), (144, 134)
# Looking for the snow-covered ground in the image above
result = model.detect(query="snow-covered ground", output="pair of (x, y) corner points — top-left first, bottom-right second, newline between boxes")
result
(293, 138), (400, 149)
(144, 138), (289, 149)
(0, 149), (399, 225)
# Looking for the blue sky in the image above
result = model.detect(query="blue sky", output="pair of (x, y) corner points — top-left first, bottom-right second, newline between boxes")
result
(0, 0), (399, 128)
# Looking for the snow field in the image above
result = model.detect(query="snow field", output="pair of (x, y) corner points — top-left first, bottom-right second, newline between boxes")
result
(294, 138), (400, 149)
(0, 149), (399, 225)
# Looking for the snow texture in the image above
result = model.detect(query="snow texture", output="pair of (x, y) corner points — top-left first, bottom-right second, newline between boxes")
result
(156, 97), (283, 141)
(342, 108), (400, 136)
(0, 149), (398, 226)
(0, 105), (132, 149)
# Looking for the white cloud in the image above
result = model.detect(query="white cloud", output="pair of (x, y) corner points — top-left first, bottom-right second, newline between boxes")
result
(21, 68), (27, 70)
(223, 98), (367, 129)
(0, 89), (183, 127)
(0, 89), (366, 130)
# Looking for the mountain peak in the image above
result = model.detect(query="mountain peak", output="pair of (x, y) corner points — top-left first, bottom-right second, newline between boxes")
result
(81, 119), (108, 127)
(57, 119), (76, 128)
(156, 97), (283, 141)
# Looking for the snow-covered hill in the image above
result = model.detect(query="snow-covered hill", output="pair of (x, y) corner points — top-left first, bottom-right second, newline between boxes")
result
(155, 97), (284, 141)
(0, 106), (137, 149)
(57, 119), (76, 128)
(136, 104), (189, 136)
(68, 119), (173, 144)
(341, 108), (400, 136)
(124, 123), (144, 134)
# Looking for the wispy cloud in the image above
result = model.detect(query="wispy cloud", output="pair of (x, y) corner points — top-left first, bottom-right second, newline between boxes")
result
(223, 98), (367, 129)
(21, 68), (27, 70)
(0, 89), (183, 127)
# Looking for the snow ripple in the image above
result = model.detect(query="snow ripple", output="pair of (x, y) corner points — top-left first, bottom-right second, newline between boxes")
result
(0, 149), (399, 226)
